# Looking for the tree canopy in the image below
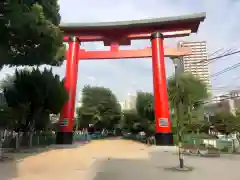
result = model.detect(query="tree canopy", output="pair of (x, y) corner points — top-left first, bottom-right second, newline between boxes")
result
(2, 68), (68, 131)
(126, 92), (155, 135)
(209, 112), (240, 135)
(76, 85), (122, 130)
(167, 72), (209, 138)
(122, 109), (144, 133)
(168, 72), (208, 109)
(0, 0), (65, 68)
(168, 72), (209, 123)
(136, 92), (154, 121)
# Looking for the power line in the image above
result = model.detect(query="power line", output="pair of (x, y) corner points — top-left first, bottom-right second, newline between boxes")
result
(211, 88), (240, 95)
(208, 49), (240, 63)
(207, 48), (237, 64)
(188, 49), (240, 66)
(212, 76), (240, 89)
(198, 91), (240, 105)
(208, 48), (224, 58)
(211, 48), (233, 59)
(203, 94), (240, 105)
(212, 86), (240, 90)
(211, 61), (240, 78)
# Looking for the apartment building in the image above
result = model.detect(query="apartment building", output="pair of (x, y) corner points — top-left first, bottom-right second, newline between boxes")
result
(178, 41), (211, 89)
(121, 92), (136, 110)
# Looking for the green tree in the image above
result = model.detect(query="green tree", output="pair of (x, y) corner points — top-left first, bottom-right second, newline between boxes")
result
(210, 112), (238, 135)
(135, 92), (155, 136)
(0, 106), (16, 129)
(76, 106), (96, 129)
(80, 85), (122, 130)
(0, 0), (65, 68)
(210, 112), (240, 152)
(122, 109), (142, 133)
(2, 68), (68, 146)
(168, 71), (208, 169)
(0, 90), (29, 130)
(168, 72), (209, 125)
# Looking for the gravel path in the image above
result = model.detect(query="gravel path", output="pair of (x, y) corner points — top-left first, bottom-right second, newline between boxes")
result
(0, 139), (240, 180)
(0, 139), (148, 180)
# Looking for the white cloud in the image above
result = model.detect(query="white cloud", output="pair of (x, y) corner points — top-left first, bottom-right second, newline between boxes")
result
(87, 76), (96, 82)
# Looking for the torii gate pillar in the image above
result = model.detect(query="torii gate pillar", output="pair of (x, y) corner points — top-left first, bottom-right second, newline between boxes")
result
(151, 32), (172, 145)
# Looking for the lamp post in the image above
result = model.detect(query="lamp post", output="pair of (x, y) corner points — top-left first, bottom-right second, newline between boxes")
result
(171, 57), (184, 169)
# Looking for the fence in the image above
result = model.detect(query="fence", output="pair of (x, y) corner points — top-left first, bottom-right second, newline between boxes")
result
(1, 131), (234, 152)
(182, 134), (235, 152)
(73, 131), (113, 141)
(1, 130), (117, 150)
(122, 133), (148, 143)
(122, 133), (235, 151)
(1, 131), (56, 151)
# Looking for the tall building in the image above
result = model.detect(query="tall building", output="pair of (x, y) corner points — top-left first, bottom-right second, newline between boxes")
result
(122, 92), (136, 110)
(76, 90), (83, 108)
(178, 41), (211, 88)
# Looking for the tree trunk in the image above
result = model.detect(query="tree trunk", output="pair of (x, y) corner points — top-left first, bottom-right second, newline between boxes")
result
(29, 123), (35, 148)
(27, 108), (42, 148)
(0, 129), (7, 158)
(178, 140), (184, 168)
(152, 135), (156, 145)
(37, 134), (40, 146)
(234, 133), (240, 152)
(232, 138), (236, 153)
(176, 101), (185, 169)
(0, 129), (3, 158)
(188, 106), (192, 124)
(16, 133), (19, 150)
(29, 132), (33, 148)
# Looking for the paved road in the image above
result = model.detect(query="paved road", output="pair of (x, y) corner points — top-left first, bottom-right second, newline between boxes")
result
(92, 146), (240, 180)
(0, 140), (240, 180)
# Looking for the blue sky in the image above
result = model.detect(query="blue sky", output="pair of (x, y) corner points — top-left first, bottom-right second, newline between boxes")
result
(1, 0), (240, 102)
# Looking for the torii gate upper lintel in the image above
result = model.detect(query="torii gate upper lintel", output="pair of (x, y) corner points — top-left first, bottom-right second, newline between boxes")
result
(57, 12), (206, 145)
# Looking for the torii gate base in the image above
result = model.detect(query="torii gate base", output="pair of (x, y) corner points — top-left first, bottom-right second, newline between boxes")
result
(56, 13), (205, 146)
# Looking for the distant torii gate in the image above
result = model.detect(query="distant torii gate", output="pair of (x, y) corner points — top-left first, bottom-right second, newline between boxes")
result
(57, 13), (206, 145)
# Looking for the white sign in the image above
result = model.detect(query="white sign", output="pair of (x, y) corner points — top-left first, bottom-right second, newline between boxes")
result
(159, 118), (169, 127)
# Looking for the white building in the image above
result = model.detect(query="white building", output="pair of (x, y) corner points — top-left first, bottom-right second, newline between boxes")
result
(76, 90), (83, 108)
(178, 41), (211, 90)
(121, 92), (137, 110)
(205, 90), (240, 115)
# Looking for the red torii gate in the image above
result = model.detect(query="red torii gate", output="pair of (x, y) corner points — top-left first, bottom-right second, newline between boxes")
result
(57, 12), (206, 145)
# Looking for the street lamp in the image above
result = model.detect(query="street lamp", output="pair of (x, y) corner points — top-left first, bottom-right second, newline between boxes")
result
(171, 56), (184, 169)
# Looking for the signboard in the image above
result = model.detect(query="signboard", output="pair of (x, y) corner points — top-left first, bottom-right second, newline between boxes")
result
(159, 118), (169, 127)
(59, 118), (69, 127)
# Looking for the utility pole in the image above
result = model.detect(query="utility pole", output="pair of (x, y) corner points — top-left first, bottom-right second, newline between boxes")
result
(171, 57), (184, 169)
